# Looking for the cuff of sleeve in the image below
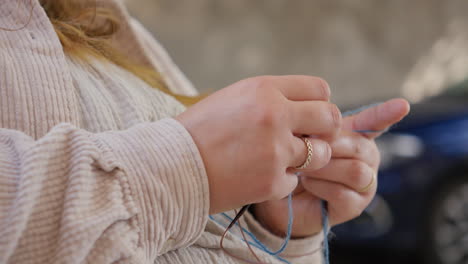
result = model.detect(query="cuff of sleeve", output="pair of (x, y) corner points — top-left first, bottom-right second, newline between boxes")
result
(96, 118), (210, 255)
(243, 211), (324, 262)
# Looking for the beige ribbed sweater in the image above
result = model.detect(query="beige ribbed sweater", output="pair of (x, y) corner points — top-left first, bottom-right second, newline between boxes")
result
(0, 1), (323, 263)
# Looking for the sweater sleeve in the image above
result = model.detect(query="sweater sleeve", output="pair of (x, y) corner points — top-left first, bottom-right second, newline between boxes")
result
(0, 119), (210, 264)
(243, 212), (324, 264)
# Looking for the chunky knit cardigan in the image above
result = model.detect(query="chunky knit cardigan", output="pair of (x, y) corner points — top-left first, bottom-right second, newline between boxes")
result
(0, 0), (323, 263)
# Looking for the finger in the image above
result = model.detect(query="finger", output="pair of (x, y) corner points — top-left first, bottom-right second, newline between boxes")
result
(271, 75), (331, 101)
(292, 180), (306, 195)
(329, 132), (380, 167)
(301, 159), (376, 193)
(275, 171), (300, 201)
(288, 101), (342, 137)
(343, 98), (410, 139)
(289, 137), (331, 171)
(301, 178), (375, 225)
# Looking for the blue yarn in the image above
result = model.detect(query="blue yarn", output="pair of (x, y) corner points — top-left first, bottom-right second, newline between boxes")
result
(209, 215), (292, 264)
(214, 103), (385, 264)
(315, 103), (384, 263)
(341, 102), (382, 117)
(217, 193), (293, 256)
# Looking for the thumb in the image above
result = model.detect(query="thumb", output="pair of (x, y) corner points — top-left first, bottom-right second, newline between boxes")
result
(343, 98), (410, 139)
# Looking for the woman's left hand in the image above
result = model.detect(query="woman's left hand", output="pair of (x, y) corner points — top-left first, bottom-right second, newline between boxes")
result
(251, 98), (410, 238)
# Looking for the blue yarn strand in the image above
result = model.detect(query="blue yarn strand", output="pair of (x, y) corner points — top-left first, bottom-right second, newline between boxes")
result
(318, 103), (384, 263)
(341, 102), (382, 117)
(215, 103), (385, 264)
(218, 193), (293, 256)
(209, 215), (292, 264)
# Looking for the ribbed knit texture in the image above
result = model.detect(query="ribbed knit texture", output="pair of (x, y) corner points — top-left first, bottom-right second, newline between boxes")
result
(0, 0), (323, 263)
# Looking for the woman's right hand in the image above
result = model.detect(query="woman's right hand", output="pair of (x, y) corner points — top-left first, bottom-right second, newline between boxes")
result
(176, 76), (342, 214)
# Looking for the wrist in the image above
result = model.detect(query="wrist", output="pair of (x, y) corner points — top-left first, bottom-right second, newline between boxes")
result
(250, 204), (289, 237)
(251, 203), (320, 239)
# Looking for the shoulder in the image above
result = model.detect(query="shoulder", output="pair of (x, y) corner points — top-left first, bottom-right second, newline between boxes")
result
(104, 0), (199, 96)
(0, 0), (80, 138)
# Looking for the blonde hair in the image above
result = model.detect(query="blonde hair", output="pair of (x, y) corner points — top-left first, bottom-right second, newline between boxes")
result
(39, 0), (201, 106)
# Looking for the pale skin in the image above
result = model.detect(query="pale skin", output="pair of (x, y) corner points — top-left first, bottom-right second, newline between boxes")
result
(176, 75), (410, 238)
(253, 97), (410, 237)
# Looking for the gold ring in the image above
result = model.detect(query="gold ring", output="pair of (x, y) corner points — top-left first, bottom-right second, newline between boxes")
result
(358, 171), (377, 193)
(296, 137), (313, 170)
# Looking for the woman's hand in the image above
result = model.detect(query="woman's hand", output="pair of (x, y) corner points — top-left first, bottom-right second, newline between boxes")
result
(251, 99), (410, 238)
(176, 76), (341, 214)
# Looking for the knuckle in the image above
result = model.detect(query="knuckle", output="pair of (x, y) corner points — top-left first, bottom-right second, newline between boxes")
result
(261, 173), (285, 200)
(349, 160), (367, 181)
(243, 76), (288, 129)
(260, 180), (276, 199)
(337, 196), (362, 220)
(316, 77), (331, 99)
(331, 187), (347, 205)
(240, 77), (276, 101)
(248, 75), (275, 90)
(311, 140), (331, 169)
(346, 205), (363, 220)
(252, 105), (283, 128)
(352, 139), (365, 156)
(335, 190), (362, 222)
(265, 144), (283, 164)
(329, 104), (342, 128)
(352, 138), (380, 167)
(255, 149), (275, 171)
(331, 188), (365, 222)
(318, 141), (332, 164)
(288, 139), (300, 159)
(270, 190), (286, 201)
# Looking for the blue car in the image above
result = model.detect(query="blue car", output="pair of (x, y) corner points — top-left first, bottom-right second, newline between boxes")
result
(333, 80), (468, 264)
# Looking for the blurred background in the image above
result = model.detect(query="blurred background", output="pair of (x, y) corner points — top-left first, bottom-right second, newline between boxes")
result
(126, 1), (468, 263)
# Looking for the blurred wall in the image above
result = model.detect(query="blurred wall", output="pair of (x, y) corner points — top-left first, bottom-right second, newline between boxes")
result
(126, 0), (468, 106)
